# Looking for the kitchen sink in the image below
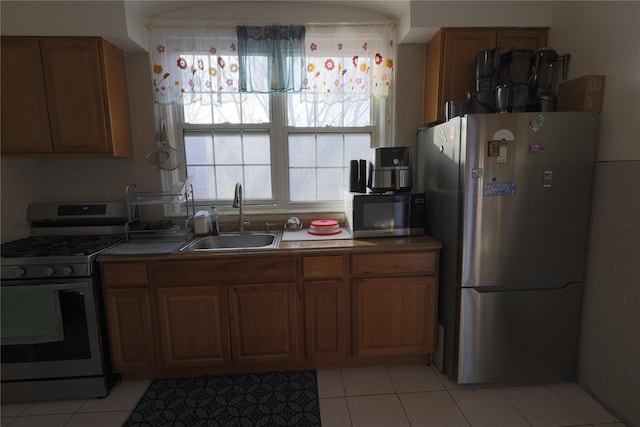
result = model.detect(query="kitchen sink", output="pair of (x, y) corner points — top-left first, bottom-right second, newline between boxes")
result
(180, 232), (282, 251)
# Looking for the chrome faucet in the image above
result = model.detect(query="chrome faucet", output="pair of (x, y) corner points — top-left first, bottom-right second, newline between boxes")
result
(232, 182), (250, 233)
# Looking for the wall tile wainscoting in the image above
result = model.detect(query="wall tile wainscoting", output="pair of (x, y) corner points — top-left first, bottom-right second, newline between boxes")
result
(1, 365), (626, 427)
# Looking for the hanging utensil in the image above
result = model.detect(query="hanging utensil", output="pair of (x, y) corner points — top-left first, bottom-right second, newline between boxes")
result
(146, 120), (180, 171)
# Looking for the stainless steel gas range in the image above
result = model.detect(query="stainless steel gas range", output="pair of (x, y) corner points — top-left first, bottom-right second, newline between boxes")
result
(0, 202), (128, 402)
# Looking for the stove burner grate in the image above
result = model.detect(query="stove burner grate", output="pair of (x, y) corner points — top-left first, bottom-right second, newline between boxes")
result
(1, 235), (124, 258)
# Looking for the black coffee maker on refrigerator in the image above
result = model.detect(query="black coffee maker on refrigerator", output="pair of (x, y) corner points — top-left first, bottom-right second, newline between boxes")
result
(466, 47), (501, 115)
(530, 48), (571, 111)
(469, 46), (570, 115)
(496, 47), (570, 113)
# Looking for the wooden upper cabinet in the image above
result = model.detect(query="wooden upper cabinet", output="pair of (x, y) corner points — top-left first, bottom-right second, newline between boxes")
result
(424, 27), (548, 124)
(0, 38), (52, 153)
(440, 29), (497, 119)
(496, 29), (548, 53)
(0, 36), (133, 157)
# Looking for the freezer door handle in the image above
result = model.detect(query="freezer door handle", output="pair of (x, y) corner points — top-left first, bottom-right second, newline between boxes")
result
(465, 281), (582, 292)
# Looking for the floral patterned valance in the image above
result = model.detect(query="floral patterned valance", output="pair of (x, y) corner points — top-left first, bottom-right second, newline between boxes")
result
(149, 23), (396, 105)
(303, 24), (396, 100)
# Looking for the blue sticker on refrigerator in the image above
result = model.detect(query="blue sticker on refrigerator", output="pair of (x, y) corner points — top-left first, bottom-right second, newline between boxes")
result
(483, 181), (517, 197)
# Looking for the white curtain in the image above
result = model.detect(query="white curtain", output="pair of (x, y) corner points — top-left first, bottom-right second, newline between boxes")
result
(150, 26), (238, 106)
(303, 24), (396, 101)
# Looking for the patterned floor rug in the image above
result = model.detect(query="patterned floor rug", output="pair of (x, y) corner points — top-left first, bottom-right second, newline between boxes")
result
(123, 370), (321, 427)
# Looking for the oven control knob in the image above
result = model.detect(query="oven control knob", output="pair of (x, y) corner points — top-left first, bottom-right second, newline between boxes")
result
(13, 267), (27, 278)
(44, 266), (56, 277)
(60, 266), (74, 276)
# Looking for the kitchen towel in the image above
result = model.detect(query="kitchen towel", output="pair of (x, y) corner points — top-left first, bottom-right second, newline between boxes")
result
(1, 285), (64, 345)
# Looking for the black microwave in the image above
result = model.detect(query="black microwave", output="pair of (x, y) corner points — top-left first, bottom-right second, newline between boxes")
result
(345, 192), (426, 238)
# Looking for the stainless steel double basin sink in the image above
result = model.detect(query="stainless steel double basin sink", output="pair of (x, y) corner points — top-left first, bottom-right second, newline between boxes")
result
(180, 231), (282, 252)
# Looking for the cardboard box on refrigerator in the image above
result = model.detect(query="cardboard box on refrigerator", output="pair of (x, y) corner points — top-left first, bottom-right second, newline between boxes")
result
(557, 74), (606, 112)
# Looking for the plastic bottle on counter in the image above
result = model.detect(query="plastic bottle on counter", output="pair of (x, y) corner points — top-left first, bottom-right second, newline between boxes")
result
(209, 204), (219, 235)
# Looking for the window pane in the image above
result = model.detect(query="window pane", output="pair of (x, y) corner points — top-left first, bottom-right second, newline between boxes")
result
(317, 168), (344, 200)
(287, 132), (371, 202)
(317, 101), (344, 127)
(344, 133), (371, 162)
(243, 132), (270, 164)
(184, 130), (273, 201)
(187, 166), (216, 200)
(242, 94), (270, 123)
(184, 100), (213, 124)
(317, 134), (343, 167)
(287, 93), (313, 127)
(290, 168), (316, 201)
(343, 99), (371, 127)
(184, 132), (214, 164)
(287, 92), (371, 128)
(245, 166), (272, 199)
(216, 166), (243, 199)
(214, 94), (241, 124)
(288, 134), (316, 167)
(214, 132), (242, 164)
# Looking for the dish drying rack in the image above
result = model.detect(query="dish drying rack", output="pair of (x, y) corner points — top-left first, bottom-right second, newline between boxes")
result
(124, 179), (195, 241)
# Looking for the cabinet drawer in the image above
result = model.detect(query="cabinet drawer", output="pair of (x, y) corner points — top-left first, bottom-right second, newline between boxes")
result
(150, 257), (296, 286)
(101, 262), (147, 287)
(303, 256), (345, 279)
(351, 251), (437, 276)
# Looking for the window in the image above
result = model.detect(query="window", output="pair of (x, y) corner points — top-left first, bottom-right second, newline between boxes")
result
(150, 24), (396, 213)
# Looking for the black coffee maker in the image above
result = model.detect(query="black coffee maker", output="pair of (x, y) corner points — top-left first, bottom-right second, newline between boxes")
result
(530, 48), (571, 111)
(496, 48), (534, 113)
(467, 48), (501, 113)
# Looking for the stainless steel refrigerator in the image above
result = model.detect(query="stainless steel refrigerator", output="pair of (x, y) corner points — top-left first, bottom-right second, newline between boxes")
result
(416, 112), (599, 384)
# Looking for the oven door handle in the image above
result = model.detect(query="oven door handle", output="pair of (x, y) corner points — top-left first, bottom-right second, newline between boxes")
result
(51, 282), (90, 292)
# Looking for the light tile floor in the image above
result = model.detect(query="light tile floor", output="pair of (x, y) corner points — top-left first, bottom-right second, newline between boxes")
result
(0, 365), (627, 427)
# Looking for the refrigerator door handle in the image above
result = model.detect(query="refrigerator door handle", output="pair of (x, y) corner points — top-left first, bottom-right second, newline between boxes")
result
(466, 281), (583, 292)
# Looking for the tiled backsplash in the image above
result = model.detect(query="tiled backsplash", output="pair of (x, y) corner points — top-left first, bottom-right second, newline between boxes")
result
(578, 160), (640, 427)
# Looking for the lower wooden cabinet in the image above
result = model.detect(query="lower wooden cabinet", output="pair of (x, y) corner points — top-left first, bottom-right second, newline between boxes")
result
(100, 244), (440, 376)
(228, 283), (299, 363)
(351, 276), (437, 358)
(303, 280), (348, 360)
(104, 288), (155, 372)
(156, 286), (230, 369)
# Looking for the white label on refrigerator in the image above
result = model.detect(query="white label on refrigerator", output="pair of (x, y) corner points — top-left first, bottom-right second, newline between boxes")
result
(498, 139), (508, 164)
(543, 170), (553, 188)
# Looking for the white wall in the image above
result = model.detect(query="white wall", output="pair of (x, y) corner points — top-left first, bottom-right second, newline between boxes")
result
(549, 3), (640, 426)
(549, 1), (640, 162)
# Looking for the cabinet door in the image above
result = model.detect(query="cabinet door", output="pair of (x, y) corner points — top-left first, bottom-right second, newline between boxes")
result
(304, 281), (348, 360)
(40, 38), (110, 153)
(156, 286), (230, 369)
(351, 276), (437, 358)
(441, 30), (497, 116)
(228, 283), (299, 363)
(104, 289), (155, 372)
(0, 37), (53, 153)
(496, 29), (547, 52)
